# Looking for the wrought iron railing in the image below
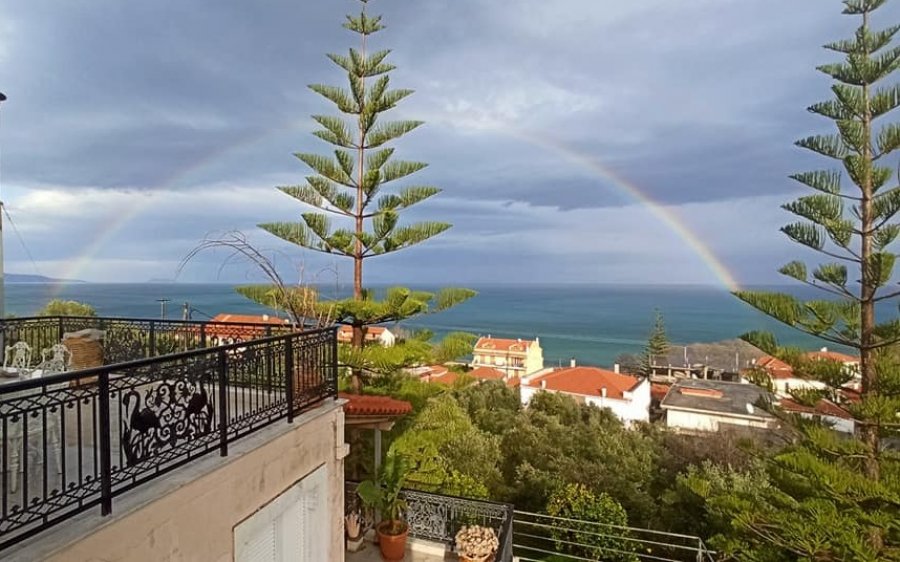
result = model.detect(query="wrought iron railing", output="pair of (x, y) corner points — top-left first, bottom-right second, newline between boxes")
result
(0, 315), (297, 365)
(512, 510), (716, 562)
(345, 482), (515, 561)
(0, 327), (338, 550)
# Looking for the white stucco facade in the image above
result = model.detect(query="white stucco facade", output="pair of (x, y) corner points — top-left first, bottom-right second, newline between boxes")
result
(665, 407), (776, 432)
(520, 378), (651, 425)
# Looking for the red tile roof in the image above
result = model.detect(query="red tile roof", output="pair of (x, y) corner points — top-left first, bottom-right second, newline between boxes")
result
(650, 383), (671, 402)
(756, 355), (794, 379)
(527, 367), (642, 399)
(339, 393), (412, 417)
(474, 337), (534, 353)
(204, 314), (294, 339)
(337, 326), (388, 336)
(425, 366), (520, 388)
(780, 398), (854, 420)
(807, 350), (859, 363)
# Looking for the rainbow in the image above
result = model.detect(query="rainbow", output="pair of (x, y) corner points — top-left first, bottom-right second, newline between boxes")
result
(54, 122), (740, 292)
(499, 127), (740, 291)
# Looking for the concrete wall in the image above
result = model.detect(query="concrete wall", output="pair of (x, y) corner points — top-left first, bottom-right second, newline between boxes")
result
(665, 408), (773, 432)
(41, 402), (346, 562)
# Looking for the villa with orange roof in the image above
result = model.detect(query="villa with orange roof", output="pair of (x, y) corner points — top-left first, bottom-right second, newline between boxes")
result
(749, 347), (860, 397)
(521, 364), (650, 425)
(336, 325), (396, 347)
(472, 335), (544, 378)
(204, 313), (294, 344)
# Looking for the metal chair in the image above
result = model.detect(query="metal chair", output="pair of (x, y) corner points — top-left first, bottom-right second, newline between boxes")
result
(3, 342), (33, 374)
(36, 344), (72, 375)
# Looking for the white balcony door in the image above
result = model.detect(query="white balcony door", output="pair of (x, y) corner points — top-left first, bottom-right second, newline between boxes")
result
(234, 465), (328, 562)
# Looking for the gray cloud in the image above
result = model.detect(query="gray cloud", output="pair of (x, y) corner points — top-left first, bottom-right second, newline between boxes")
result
(0, 0), (894, 285)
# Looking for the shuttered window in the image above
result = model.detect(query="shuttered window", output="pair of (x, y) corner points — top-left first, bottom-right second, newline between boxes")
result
(234, 465), (328, 562)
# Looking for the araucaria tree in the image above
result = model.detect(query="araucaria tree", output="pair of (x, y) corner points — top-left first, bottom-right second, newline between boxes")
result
(727, 0), (900, 558)
(256, 0), (473, 391)
(639, 309), (669, 376)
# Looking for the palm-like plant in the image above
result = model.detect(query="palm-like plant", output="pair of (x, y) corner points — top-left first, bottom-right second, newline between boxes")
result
(357, 452), (410, 535)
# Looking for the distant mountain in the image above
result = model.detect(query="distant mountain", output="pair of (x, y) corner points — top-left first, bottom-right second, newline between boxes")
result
(6, 273), (85, 284)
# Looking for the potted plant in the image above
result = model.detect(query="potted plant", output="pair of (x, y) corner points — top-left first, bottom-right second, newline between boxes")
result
(357, 453), (411, 561)
(455, 525), (499, 562)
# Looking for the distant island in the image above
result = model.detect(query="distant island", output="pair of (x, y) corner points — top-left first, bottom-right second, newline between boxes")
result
(6, 273), (85, 284)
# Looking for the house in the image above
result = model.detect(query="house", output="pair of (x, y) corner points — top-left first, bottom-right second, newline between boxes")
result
(336, 325), (396, 347)
(472, 335), (544, 377)
(661, 379), (777, 432)
(779, 397), (856, 434)
(205, 313), (294, 344)
(521, 365), (651, 425)
(750, 347), (860, 397)
(419, 365), (521, 388)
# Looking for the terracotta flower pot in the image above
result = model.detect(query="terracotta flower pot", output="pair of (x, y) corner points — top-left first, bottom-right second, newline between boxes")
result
(376, 521), (409, 561)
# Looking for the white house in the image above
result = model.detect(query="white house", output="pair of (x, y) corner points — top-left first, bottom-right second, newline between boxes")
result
(337, 325), (396, 347)
(521, 365), (650, 425)
(779, 397), (856, 434)
(751, 349), (860, 397)
(661, 379), (777, 432)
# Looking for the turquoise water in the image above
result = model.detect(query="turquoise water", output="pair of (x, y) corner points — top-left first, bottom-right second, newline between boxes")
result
(4, 283), (850, 366)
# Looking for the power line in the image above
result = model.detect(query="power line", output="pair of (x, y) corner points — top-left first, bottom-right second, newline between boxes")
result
(2, 206), (41, 276)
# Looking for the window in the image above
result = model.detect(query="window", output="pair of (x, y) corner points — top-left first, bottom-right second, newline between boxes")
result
(234, 465), (328, 562)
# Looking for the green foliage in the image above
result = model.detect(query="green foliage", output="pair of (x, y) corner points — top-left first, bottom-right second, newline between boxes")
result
(545, 484), (638, 562)
(357, 451), (410, 534)
(430, 331), (477, 364)
(36, 299), (96, 317)
(389, 394), (501, 498)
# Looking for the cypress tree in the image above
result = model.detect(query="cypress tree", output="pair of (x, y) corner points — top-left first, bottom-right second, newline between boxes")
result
(248, 0), (474, 391)
(725, 0), (900, 556)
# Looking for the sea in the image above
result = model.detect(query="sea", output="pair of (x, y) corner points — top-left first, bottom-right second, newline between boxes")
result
(4, 283), (849, 367)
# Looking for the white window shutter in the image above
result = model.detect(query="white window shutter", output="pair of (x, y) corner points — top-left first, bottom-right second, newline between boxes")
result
(236, 522), (276, 562)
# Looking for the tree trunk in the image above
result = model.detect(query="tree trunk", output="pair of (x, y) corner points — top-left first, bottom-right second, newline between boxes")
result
(858, 9), (882, 550)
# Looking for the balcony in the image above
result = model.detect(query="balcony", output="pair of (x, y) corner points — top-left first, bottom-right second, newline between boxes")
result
(345, 482), (514, 562)
(0, 316), (338, 552)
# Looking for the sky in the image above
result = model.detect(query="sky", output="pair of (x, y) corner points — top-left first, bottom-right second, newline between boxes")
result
(0, 0), (896, 288)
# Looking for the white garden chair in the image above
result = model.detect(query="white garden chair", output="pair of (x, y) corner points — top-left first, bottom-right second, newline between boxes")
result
(3, 342), (33, 374)
(36, 344), (72, 375)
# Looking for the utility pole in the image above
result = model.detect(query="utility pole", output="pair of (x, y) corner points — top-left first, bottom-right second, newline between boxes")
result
(0, 92), (7, 321)
(157, 298), (171, 320)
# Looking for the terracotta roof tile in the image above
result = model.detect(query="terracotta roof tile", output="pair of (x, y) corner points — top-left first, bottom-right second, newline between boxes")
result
(780, 398), (854, 420)
(651, 383), (671, 401)
(806, 350), (859, 363)
(339, 393), (412, 417)
(474, 337), (534, 353)
(527, 367), (641, 399)
(425, 366), (520, 388)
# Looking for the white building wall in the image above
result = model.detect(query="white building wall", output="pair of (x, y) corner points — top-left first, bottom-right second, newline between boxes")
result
(520, 379), (651, 425)
(665, 409), (773, 432)
(773, 377), (827, 397)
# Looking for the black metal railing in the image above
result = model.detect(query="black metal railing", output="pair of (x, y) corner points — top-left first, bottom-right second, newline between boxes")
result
(0, 326), (338, 550)
(0, 315), (297, 366)
(345, 482), (515, 561)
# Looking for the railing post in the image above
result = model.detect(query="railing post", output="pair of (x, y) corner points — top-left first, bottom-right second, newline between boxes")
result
(218, 350), (229, 457)
(200, 324), (207, 348)
(98, 370), (113, 516)
(331, 327), (339, 398)
(148, 321), (156, 358)
(57, 316), (64, 343)
(285, 336), (295, 423)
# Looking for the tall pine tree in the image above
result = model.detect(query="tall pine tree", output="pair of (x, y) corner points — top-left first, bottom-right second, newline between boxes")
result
(249, 0), (474, 391)
(639, 309), (669, 376)
(719, 0), (900, 557)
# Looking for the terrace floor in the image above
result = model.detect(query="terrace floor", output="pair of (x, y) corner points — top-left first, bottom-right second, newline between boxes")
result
(346, 536), (452, 561)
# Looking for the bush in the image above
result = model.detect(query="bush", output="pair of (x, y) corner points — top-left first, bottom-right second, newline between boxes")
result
(546, 483), (638, 562)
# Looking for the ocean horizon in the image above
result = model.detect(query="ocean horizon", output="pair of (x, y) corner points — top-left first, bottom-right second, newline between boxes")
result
(5, 282), (848, 367)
